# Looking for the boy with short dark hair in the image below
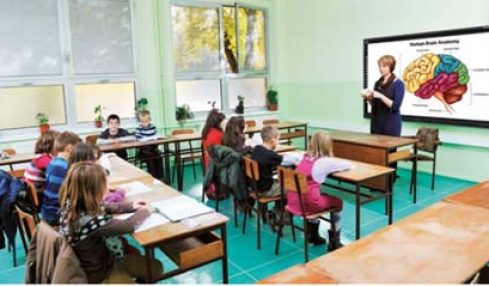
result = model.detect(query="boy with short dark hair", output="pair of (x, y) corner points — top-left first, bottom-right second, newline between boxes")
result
(98, 114), (134, 160)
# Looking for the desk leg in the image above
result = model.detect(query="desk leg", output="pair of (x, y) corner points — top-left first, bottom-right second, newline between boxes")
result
(221, 225), (229, 284)
(145, 246), (154, 283)
(175, 141), (184, 191)
(388, 173), (393, 225)
(413, 144), (418, 204)
(163, 143), (171, 184)
(355, 184), (361, 240)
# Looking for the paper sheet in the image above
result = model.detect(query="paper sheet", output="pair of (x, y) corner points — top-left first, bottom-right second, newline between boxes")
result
(114, 212), (170, 233)
(282, 152), (303, 166)
(135, 213), (170, 233)
(137, 135), (158, 142)
(152, 196), (214, 222)
(117, 181), (151, 197)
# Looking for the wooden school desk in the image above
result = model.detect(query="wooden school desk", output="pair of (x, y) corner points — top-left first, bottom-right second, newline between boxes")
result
(306, 201), (489, 283)
(328, 160), (395, 239)
(329, 130), (419, 201)
(125, 180), (229, 283)
(0, 152), (34, 170)
(444, 180), (489, 210)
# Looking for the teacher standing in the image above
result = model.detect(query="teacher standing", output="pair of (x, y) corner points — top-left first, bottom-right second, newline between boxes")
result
(365, 55), (405, 136)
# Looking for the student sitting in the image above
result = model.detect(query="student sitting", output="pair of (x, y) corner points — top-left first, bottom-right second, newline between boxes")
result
(42, 132), (81, 225)
(250, 126), (283, 197)
(201, 109), (226, 200)
(59, 162), (162, 283)
(287, 131), (352, 250)
(98, 114), (135, 160)
(24, 130), (59, 191)
(223, 116), (252, 155)
(135, 110), (163, 179)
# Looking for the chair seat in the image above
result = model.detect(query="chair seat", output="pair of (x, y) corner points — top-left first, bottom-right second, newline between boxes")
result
(285, 205), (341, 219)
(180, 152), (202, 160)
(249, 192), (282, 203)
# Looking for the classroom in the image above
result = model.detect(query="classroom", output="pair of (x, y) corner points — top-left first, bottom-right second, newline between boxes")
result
(1, 0), (489, 284)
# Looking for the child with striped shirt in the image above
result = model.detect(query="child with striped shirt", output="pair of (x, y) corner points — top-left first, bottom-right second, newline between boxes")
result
(24, 130), (59, 191)
(135, 110), (163, 179)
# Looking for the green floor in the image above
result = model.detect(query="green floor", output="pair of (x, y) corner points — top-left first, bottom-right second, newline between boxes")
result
(0, 165), (475, 283)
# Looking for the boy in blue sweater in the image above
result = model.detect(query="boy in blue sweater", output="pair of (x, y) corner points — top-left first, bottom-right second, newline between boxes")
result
(42, 131), (81, 225)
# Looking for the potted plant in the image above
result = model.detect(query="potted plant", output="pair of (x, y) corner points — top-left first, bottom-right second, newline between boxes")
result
(267, 89), (278, 111)
(175, 104), (194, 127)
(94, 105), (104, 128)
(35, 112), (50, 133)
(135, 97), (149, 121)
(235, 95), (244, 114)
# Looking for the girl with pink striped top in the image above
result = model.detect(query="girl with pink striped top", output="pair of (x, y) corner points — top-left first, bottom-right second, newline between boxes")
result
(24, 131), (59, 190)
(286, 131), (352, 251)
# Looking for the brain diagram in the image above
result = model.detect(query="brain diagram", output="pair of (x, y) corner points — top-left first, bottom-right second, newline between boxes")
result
(403, 53), (470, 113)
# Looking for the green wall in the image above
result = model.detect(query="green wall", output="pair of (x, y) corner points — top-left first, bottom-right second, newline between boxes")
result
(273, 0), (489, 182)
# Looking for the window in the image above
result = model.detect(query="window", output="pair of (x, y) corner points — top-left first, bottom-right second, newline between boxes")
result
(0, 85), (66, 130)
(0, 0), (61, 77)
(172, 5), (220, 73)
(75, 82), (136, 122)
(0, 0), (136, 132)
(227, 77), (267, 109)
(172, 3), (269, 114)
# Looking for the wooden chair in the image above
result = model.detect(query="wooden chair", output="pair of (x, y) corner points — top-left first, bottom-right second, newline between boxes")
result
(242, 156), (283, 250)
(85, 134), (99, 145)
(274, 167), (340, 262)
(171, 129), (202, 182)
(404, 127), (441, 191)
(15, 205), (37, 250)
(263, 119), (279, 125)
(245, 120), (257, 128)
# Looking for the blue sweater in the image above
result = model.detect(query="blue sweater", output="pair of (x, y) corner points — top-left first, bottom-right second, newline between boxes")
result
(42, 157), (69, 224)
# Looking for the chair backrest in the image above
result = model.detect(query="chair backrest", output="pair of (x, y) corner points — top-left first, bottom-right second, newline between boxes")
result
(245, 120), (257, 128)
(85, 134), (99, 145)
(2, 148), (16, 156)
(16, 205), (37, 242)
(9, 169), (25, 179)
(277, 167), (308, 195)
(263, 119), (279, 125)
(416, 127), (440, 153)
(243, 156), (260, 181)
(172, 128), (194, 136)
(26, 181), (40, 209)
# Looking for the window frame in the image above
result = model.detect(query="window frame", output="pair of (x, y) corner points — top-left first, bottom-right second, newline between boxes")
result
(170, 0), (271, 118)
(0, 0), (140, 134)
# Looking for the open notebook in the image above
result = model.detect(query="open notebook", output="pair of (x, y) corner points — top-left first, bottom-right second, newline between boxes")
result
(152, 196), (214, 222)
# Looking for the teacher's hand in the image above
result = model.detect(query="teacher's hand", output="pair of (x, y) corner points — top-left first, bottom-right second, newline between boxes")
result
(372, 91), (384, 99)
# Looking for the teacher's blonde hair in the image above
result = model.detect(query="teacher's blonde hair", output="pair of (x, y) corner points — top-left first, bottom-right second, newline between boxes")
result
(378, 55), (396, 72)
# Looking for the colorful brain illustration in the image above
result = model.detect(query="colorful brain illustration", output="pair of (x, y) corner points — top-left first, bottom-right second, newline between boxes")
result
(403, 53), (470, 113)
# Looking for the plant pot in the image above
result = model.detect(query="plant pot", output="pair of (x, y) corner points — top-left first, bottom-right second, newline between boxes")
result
(95, 120), (103, 128)
(267, 104), (278, 111)
(39, 124), (50, 133)
(235, 103), (244, 114)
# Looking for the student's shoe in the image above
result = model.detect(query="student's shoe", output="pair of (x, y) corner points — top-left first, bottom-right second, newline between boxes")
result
(307, 221), (326, 245)
(327, 230), (344, 251)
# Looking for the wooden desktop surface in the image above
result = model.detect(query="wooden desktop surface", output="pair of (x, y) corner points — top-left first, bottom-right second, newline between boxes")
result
(106, 154), (154, 186)
(245, 120), (307, 134)
(444, 180), (489, 210)
(329, 130), (418, 149)
(259, 264), (336, 284)
(306, 201), (489, 283)
(0, 152), (35, 166)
